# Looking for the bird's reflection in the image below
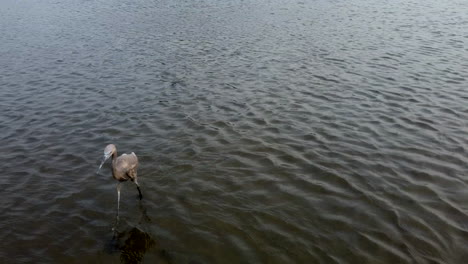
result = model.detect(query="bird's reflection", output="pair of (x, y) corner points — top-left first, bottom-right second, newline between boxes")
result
(107, 201), (166, 264)
(114, 227), (156, 263)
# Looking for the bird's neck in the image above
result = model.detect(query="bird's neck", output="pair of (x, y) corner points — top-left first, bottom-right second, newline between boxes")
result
(111, 151), (118, 174)
(112, 151), (118, 161)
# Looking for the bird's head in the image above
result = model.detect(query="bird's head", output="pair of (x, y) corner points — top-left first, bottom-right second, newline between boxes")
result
(97, 144), (116, 173)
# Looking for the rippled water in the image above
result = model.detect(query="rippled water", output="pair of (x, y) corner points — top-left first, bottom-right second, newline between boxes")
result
(1, 0), (468, 263)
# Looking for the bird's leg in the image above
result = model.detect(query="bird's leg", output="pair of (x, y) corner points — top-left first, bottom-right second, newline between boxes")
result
(134, 179), (143, 200)
(116, 182), (122, 220)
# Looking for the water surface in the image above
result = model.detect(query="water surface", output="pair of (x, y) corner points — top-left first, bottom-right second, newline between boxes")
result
(1, 0), (468, 263)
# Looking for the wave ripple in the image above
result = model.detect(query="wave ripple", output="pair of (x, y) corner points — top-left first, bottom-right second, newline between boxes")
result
(1, 0), (468, 263)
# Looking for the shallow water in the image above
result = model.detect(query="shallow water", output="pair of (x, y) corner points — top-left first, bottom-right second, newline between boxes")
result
(1, 0), (468, 263)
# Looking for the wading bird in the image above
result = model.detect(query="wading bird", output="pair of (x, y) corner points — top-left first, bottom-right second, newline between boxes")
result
(97, 144), (143, 216)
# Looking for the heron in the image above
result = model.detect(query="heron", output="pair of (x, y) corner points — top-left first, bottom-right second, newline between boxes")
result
(97, 144), (143, 217)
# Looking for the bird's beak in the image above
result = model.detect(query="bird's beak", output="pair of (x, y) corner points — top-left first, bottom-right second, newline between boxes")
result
(96, 153), (111, 174)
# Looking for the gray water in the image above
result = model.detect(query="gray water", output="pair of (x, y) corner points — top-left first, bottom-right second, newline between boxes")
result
(1, 0), (468, 263)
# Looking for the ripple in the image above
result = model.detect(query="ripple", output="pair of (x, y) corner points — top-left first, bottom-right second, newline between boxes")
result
(2, 0), (468, 262)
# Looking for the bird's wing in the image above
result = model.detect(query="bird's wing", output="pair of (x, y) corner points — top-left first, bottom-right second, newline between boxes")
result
(114, 153), (139, 180)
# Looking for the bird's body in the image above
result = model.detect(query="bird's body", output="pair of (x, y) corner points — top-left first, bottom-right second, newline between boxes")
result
(98, 144), (143, 218)
(112, 152), (139, 182)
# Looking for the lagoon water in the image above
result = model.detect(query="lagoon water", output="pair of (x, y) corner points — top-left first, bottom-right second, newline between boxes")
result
(1, 0), (468, 263)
